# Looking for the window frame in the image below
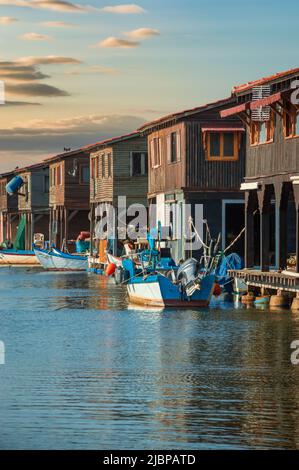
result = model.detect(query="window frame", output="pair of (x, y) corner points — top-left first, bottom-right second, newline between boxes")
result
(150, 137), (162, 169)
(79, 164), (90, 185)
(250, 111), (275, 146)
(130, 152), (148, 176)
(283, 101), (299, 139)
(206, 131), (239, 161)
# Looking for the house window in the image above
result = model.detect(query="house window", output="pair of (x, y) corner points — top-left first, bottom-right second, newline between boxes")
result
(283, 101), (298, 138)
(170, 133), (177, 162)
(56, 164), (63, 186)
(150, 138), (162, 168)
(167, 132), (181, 163)
(131, 152), (148, 176)
(207, 132), (239, 160)
(250, 112), (275, 145)
(44, 175), (49, 193)
(102, 154), (106, 178)
(80, 165), (90, 184)
(91, 158), (97, 179)
(107, 153), (112, 178)
(296, 112), (299, 136)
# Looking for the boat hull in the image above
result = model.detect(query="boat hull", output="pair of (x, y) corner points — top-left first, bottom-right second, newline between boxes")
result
(127, 274), (215, 308)
(0, 250), (39, 266)
(34, 248), (88, 271)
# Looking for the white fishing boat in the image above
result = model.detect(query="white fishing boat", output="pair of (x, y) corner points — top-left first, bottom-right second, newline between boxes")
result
(34, 247), (88, 271)
(0, 249), (40, 266)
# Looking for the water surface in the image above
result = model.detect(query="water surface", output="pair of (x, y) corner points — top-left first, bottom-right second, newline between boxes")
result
(0, 267), (299, 450)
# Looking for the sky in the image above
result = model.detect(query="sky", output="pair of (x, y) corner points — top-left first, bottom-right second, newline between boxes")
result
(0, 0), (298, 172)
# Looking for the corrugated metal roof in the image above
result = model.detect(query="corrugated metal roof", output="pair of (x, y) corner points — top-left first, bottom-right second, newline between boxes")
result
(233, 68), (299, 94)
(83, 131), (141, 151)
(138, 96), (235, 132)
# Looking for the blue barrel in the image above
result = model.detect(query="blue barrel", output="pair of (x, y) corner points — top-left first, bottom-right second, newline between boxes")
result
(6, 176), (24, 195)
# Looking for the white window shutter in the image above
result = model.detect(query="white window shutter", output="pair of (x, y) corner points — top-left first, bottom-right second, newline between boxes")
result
(167, 135), (171, 162)
(129, 152), (133, 176)
(176, 132), (181, 161)
(150, 140), (155, 167)
(158, 138), (162, 165)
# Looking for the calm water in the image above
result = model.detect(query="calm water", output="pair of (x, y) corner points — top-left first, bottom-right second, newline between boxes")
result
(0, 267), (299, 450)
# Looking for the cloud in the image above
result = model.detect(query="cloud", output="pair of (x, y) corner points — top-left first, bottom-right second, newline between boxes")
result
(17, 55), (82, 66)
(101, 4), (145, 14)
(0, 0), (87, 12)
(0, 56), (79, 99)
(0, 16), (19, 24)
(4, 101), (41, 106)
(125, 27), (160, 39)
(95, 36), (140, 48)
(19, 32), (53, 41)
(42, 21), (75, 27)
(65, 65), (120, 75)
(0, 114), (144, 172)
(6, 82), (69, 97)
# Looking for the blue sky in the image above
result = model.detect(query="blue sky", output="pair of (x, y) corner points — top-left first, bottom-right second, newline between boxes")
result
(0, 0), (298, 171)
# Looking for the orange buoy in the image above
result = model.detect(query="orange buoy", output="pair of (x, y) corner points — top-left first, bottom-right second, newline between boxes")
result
(213, 283), (222, 297)
(106, 263), (116, 277)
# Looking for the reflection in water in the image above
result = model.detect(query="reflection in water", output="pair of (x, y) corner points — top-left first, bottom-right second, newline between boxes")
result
(0, 267), (298, 449)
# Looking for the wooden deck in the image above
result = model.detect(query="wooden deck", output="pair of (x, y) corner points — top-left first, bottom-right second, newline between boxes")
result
(229, 269), (299, 293)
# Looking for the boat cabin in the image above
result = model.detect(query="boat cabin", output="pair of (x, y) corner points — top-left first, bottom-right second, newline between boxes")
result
(220, 68), (299, 273)
(45, 148), (90, 251)
(139, 98), (246, 263)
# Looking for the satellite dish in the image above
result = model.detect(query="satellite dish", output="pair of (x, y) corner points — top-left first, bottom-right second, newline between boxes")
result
(67, 158), (78, 177)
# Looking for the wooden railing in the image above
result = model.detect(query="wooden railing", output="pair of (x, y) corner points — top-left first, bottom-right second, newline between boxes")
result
(229, 269), (299, 293)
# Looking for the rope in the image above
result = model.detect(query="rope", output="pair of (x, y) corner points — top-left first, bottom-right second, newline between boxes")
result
(223, 227), (245, 254)
(188, 217), (209, 250)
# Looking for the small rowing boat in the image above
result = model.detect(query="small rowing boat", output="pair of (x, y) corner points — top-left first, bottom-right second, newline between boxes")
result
(34, 247), (88, 271)
(0, 249), (39, 266)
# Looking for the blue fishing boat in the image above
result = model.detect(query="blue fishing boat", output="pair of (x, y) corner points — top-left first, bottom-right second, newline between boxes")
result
(123, 256), (216, 308)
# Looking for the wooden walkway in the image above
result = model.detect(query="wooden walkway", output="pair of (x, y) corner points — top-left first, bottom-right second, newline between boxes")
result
(229, 269), (299, 293)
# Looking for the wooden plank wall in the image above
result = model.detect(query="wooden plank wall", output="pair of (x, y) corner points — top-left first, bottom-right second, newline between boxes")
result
(90, 147), (113, 204)
(50, 154), (90, 209)
(148, 123), (185, 197)
(185, 120), (246, 190)
(246, 116), (299, 178)
(114, 137), (148, 206)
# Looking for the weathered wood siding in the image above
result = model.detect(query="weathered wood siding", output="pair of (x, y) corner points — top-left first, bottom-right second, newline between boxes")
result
(31, 167), (49, 209)
(246, 117), (299, 179)
(185, 121), (246, 190)
(90, 147), (113, 204)
(50, 154), (90, 209)
(0, 177), (17, 212)
(147, 110), (245, 196)
(18, 172), (31, 211)
(64, 156), (90, 209)
(114, 137), (148, 206)
(90, 136), (148, 207)
(49, 161), (65, 206)
(148, 123), (186, 197)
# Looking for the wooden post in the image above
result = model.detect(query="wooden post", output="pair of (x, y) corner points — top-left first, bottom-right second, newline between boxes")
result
(245, 207), (254, 268)
(274, 183), (288, 270)
(296, 203), (299, 274)
(245, 195), (254, 268)
(90, 203), (94, 254)
(260, 209), (270, 271)
(258, 186), (270, 272)
(64, 208), (68, 248)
